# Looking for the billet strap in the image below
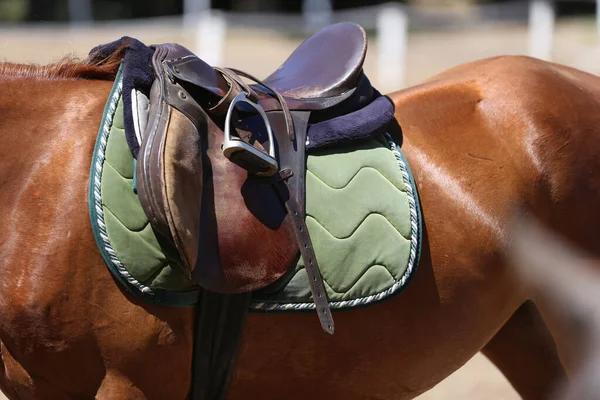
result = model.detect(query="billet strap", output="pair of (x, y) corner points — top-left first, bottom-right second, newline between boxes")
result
(268, 169), (334, 335)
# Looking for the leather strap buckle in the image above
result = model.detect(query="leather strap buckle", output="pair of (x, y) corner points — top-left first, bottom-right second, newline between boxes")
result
(222, 92), (278, 177)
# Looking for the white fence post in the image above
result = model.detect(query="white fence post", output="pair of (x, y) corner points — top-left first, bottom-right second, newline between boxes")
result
(596, 0), (600, 38)
(183, 0), (226, 67)
(68, 0), (92, 24)
(302, 0), (333, 33)
(377, 3), (408, 90)
(528, 0), (555, 61)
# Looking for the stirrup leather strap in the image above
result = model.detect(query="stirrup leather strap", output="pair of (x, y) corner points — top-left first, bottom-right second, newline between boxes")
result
(210, 65), (335, 334)
(270, 169), (335, 335)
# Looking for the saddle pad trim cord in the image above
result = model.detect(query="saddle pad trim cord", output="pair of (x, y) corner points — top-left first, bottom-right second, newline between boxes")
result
(88, 65), (200, 307)
(250, 133), (422, 312)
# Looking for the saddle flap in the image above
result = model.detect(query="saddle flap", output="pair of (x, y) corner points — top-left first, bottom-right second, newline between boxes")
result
(136, 43), (301, 294)
(136, 46), (207, 276)
(160, 107), (204, 272)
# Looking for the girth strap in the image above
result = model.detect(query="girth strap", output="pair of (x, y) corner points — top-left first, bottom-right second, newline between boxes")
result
(191, 291), (251, 400)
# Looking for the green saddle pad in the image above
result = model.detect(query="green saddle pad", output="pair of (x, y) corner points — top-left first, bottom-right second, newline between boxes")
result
(251, 129), (422, 311)
(89, 70), (422, 309)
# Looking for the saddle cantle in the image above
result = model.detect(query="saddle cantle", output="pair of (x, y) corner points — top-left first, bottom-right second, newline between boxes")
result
(262, 21), (367, 104)
(136, 22), (371, 335)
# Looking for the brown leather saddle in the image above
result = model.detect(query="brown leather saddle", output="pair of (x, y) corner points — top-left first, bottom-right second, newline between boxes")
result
(135, 22), (369, 335)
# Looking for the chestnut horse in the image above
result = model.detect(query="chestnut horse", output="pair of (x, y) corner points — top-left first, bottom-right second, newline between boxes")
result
(2, 51), (598, 399)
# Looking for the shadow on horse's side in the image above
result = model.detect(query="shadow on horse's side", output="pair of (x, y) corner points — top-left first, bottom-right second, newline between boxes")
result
(2, 48), (599, 399)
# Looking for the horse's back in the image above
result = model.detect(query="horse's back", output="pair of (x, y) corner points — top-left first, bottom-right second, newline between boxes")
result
(390, 55), (600, 133)
(388, 54), (600, 253)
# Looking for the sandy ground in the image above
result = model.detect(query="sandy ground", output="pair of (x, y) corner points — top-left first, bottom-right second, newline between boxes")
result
(1, 15), (595, 399)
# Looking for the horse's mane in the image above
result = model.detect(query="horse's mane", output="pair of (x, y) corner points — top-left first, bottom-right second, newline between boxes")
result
(0, 46), (124, 81)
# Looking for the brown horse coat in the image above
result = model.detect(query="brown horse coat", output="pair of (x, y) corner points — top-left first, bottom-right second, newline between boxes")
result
(2, 54), (596, 399)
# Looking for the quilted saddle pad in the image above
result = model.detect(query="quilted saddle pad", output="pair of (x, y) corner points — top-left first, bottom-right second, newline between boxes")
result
(251, 131), (422, 311)
(89, 70), (422, 309)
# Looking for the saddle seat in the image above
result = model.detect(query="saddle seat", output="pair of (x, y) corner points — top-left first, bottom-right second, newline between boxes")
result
(261, 22), (367, 105)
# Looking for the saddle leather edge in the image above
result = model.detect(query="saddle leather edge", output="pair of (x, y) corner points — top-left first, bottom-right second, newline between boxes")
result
(136, 44), (208, 276)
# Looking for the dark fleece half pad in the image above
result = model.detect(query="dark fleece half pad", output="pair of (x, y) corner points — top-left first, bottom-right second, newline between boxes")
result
(89, 37), (155, 158)
(306, 92), (395, 151)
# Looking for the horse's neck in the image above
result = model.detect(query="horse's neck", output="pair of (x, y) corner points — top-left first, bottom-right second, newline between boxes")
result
(0, 78), (112, 189)
(0, 78), (112, 259)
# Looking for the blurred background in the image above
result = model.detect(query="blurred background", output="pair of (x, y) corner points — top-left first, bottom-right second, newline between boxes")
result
(0, 0), (594, 398)
(1, 0), (599, 94)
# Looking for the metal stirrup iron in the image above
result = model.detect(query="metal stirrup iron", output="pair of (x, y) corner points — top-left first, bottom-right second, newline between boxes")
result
(222, 92), (279, 177)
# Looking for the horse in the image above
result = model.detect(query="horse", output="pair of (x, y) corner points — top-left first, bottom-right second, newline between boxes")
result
(2, 44), (598, 399)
